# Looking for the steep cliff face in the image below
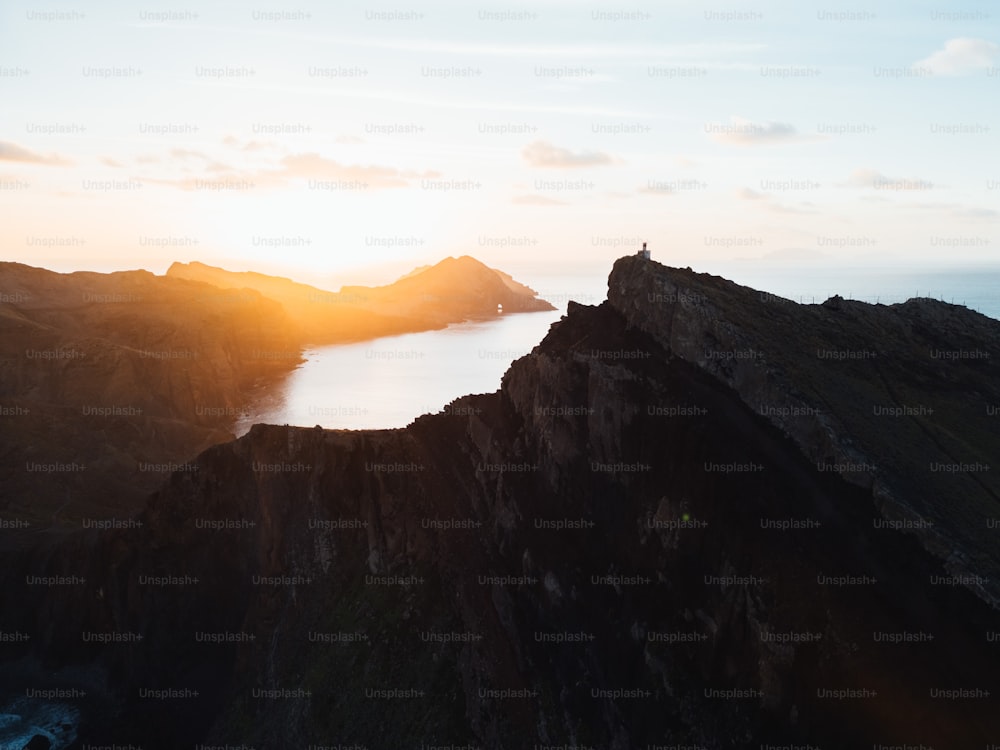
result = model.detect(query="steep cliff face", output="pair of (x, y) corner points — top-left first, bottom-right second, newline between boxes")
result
(2, 259), (999, 748)
(606, 256), (1000, 607)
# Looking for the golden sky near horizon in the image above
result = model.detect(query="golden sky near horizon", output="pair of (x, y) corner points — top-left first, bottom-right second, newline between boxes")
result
(1, 0), (998, 286)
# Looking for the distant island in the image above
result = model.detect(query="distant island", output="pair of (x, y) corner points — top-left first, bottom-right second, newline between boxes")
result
(167, 255), (555, 345)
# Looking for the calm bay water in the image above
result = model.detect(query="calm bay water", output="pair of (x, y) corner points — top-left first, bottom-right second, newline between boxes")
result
(235, 309), (564, 434)
(237, 268), (1000, 432)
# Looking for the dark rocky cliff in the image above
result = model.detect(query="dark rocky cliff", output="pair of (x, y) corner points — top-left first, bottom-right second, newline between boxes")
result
(2, 257), (998, 748)
(607, 257), (1000, 607)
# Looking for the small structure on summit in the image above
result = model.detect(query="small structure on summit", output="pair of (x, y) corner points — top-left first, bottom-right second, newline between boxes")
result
(638, 242), (650, 260)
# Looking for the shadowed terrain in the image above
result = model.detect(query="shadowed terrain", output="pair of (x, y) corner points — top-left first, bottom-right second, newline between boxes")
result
(0, 257), (553, 534)
(0, 263), (301, 526)
(1, 256), (998, 748)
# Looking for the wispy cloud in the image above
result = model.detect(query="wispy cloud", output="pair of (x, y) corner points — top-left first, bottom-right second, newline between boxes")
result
(0, 140), (72, 166)
(512, 194), (568, 206)
(186, 80), (666, 119)
(905, 202), (1000, 220)
(172, 27), (766, 61)
(222, 136), (282, 152)
(840, 168), (934, 191)
(735, 187), (817, 214)
(955, 207), (1000, 220)
(638, 184), (674, 196)
(522, 140), (616, 168)
(344, 38), (766, 60)
(142, 150), (440, 191)
(276, 152), (439, 186)
(708, 117), (821, 146)
(914, 38), (999, 76)
(170, 148), (211, 161)
(767, 202), (819, 215)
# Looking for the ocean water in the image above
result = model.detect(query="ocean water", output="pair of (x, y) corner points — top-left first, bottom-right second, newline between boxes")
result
(720, 266), (1000, 319)
(238, 268), (1000, 432)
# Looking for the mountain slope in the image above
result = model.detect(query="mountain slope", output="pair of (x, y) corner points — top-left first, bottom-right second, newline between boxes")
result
(0, 262), (302, 525)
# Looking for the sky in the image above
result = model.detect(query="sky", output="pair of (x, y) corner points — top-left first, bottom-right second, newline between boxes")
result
(1, 0), (998, 288)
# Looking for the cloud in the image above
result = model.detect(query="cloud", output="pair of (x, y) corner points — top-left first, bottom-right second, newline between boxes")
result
(512, 194), (568, 206)
(276, 153), (440, 187)
(336, 135), (365, 145)
(165, 149), (236, 175)
(0, 140), (71, 166)
(735, 187), (816, 214)
(914, 38), (999, 76)
(841, 168), (934, 191)
(638, 183), (674, 196)
(708, 116), (820, 146)
(322, 37), (766, 61)
(243, 138), (281, 152)
(955, 207), (1000, 220)
(904, 202), (1000, 221)
(204, 160), (237, 173)
(222, 136), (281, 152)
(143, 151), (440, 191)
(100, 157), (123, 168)
(170, 148), (210, 161)
(767, 202), (817, 215)
(522, 140), (616, 168)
